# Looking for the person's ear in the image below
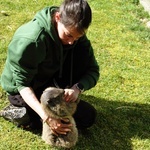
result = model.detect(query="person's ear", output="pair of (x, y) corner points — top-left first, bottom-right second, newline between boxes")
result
(55, 12), (60, 22)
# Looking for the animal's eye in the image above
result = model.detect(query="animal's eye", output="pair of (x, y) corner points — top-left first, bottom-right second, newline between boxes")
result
(48, 98), (56, 107)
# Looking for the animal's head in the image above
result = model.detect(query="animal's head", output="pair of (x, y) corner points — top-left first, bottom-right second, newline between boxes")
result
(41, 87), (78, 117)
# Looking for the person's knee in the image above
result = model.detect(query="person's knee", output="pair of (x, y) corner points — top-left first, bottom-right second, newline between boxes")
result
(74, 100), (97, 129)
(80, 106), (97, 128)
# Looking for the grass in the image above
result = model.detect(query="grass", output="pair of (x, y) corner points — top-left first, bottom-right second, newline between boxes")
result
(0, 0), (150, 149)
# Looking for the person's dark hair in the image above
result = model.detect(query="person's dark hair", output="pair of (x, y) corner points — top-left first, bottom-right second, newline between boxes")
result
(59, 0), (92, 34)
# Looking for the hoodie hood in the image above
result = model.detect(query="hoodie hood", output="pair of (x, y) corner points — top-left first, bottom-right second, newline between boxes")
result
(34, 6), (64, 78)
(34, 6), (59, 43)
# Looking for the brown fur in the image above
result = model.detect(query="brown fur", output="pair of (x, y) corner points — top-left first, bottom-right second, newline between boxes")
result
(40, 87), (79, 148)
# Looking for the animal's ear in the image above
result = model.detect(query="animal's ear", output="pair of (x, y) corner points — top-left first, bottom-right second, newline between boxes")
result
(41, 90), (49, 99)
(43, 90), (51, 97)
(43, 90), (48, 94)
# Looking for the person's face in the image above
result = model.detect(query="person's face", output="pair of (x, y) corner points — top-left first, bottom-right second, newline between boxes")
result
(55, 13), (84, 45)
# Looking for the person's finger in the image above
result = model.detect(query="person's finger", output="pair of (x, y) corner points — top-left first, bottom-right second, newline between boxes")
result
(55, 130), (67, 135)
(52, 126), (71, 135)
(51, 129), (58, 136)
(56, 127), (71, 134)
(61, 118), (70, 123)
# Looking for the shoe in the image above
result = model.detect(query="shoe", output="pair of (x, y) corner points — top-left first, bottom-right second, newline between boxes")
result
(0, 104), (30, 126)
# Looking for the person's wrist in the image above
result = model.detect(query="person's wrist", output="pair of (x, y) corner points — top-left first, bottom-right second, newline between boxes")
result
(73, 84), (80, 94)
(42, 115), (52, 124)
(43, 116), (49, 123)
(74, 83), (84, 93)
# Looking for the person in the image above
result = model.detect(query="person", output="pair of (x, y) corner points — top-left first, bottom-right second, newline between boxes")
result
(0, 0), (99, 135)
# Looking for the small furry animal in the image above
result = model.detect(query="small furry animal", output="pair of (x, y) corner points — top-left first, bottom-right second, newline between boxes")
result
(40, 87), (79, 148)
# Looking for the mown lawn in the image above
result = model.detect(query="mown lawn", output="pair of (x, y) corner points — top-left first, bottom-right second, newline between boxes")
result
(0, 0), (150, 150)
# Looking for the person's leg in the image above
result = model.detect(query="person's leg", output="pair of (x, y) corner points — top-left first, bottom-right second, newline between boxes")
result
(0, 103), (30, 127)
(0, 94), (42, 129)
(0, 80), (56, 129)
(0, 94), (30, 127)
(73, 100), (97, 130)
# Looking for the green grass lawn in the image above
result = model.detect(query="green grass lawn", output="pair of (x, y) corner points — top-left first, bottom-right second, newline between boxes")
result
(0, 0), (150, 149)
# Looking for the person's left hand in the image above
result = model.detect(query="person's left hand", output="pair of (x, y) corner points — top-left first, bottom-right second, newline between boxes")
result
(64, 85), (80, 102)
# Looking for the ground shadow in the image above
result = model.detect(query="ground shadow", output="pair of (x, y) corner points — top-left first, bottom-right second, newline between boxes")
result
(75, 95), (150, 150)
(5, 94), (149, 150)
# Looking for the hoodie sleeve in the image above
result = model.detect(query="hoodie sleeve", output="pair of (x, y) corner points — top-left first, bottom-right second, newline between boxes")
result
(75, 35), (100, 90)
(7, 36), (46, 92)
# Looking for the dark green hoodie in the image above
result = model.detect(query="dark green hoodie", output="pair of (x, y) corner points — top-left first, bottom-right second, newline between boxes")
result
(0, 7), (99, 95)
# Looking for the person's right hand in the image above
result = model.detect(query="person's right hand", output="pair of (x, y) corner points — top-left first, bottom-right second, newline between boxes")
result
(45, 117), (72, 136)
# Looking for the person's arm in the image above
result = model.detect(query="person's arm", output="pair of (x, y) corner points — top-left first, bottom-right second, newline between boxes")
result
(19, 87), (72, 135)
(76, 35), (100, 90)
(19, 87), (48, 121)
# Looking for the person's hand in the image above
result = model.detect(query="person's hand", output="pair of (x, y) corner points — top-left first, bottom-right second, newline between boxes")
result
(45, 117), (72, 136)
(64, 85), (80, 102)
